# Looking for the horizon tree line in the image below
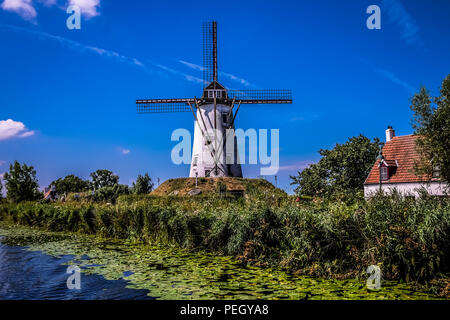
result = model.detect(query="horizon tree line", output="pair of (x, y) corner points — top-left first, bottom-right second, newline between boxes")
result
(0, 163), (154, 203)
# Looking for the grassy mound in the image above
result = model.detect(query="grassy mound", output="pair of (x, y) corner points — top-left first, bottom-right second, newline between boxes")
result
(151, 177), (284, 197)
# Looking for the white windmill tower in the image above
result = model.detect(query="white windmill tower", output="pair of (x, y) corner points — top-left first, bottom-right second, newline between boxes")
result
(136, 21), (292, 178)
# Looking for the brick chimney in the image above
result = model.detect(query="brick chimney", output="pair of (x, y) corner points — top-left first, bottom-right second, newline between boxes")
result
(386, 126), (395, 142)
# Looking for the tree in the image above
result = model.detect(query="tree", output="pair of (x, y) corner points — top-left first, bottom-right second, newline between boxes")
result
(3, 161), (41, 202)
(410, 74), (450, 184)
(94, 184), (129, 203)
(290, 135), (382, 197)
(50, 174), (90, 195)
(90, 169), (119, 190)
(132, 173), (154, 194)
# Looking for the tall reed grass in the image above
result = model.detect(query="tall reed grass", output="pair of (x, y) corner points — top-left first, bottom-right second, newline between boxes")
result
(0, 191), (448, 282)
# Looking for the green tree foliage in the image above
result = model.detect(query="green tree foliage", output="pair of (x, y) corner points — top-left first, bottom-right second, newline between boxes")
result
(3, 161), (41, 202)
(94, 184), (129, 203)
(50, 174), (89, 195)
(290, 135), (382, 197)
(90, 169), (119, 190)
(410, 74), (450, 184)
(132, 173), (154, 194)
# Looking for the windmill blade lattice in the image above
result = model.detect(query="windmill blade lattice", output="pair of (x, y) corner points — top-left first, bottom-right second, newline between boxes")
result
(136, 99), (194, 113)
(203, 21), (218, 85)
(227, 89), (292, 104)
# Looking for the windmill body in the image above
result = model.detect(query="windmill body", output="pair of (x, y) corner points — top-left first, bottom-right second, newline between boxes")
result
(189, 95), (242, 177)
(136, 21), (292, 178)
(190, 102), (232, 177)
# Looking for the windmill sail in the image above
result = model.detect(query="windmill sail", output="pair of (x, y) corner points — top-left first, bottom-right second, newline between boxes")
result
(203, 21), (218, 85)
(136, 99), (194, 113)
(227, 89), (292, 104)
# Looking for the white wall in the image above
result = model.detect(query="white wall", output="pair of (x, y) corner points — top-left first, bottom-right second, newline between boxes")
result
(364, 181), (448, 198)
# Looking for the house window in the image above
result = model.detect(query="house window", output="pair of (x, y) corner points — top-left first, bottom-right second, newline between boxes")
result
(432, 165), (441, 178)
(216, 90), (222, 98)
(208, 90), (214, 98)
(380, 167), (389, 181)
(193, 155), (198, 166)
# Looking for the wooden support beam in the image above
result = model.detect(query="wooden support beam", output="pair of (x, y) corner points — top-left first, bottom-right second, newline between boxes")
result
(227, 98), (236, 119)
(187, 101), (197, 120)
(230, 100), (242, 129)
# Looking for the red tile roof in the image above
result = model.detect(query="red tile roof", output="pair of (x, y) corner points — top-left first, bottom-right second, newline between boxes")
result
(364, 134), (435, 185)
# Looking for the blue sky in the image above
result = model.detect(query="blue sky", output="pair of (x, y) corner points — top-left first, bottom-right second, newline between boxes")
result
(1, 0), (449, 193)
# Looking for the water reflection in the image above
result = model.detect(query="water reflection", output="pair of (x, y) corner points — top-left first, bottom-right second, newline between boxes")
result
(0, 238), (152, 300)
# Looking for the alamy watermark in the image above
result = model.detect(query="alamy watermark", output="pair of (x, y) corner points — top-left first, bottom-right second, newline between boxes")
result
(171, 128), (280, 176)
(66, 5), (81, 30)
(366, 265), (382, 290)
(66, 265), (81, 290)
(366, 5), (381, 30)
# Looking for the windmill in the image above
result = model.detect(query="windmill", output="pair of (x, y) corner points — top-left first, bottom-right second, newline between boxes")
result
(136, 21), (292, 178)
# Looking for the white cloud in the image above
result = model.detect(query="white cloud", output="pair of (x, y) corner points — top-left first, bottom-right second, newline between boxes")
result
(119, 148), (130, 155)
(278, 160), (315, 172)
(220, 71), (253, 87)
(19, 130), (35, 137)
(156, 63), (205, 84)
(184, 74), (204, 84)
(1, 0), (101, 22)
(372, 66), (416, 93)
(381, 0), (422, 46)
(1, 24), (146, 70)
(179, 60), (204, 71)
(178, 60), (255, 87)
(0, 24), (215, 86)
(38, 0), (57, 6)
(132, 58), (144, 67)
(69, 0), (100, 18)
(361, 59), (416, 94)
(1, 0), (37, 21)
(0, 119), (35, 141)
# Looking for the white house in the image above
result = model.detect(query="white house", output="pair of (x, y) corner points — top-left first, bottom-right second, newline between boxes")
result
(364, 127), (447, 198)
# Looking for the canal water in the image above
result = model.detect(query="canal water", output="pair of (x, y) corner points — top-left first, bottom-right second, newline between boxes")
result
(0, 240), (151, 299)
(0, 222), (440, 300)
